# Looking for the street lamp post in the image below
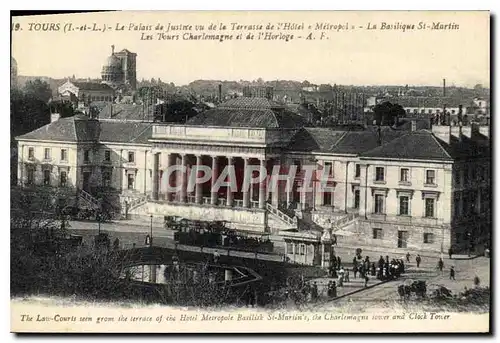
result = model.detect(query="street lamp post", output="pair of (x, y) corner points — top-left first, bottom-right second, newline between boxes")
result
(150, 214), (153, 248)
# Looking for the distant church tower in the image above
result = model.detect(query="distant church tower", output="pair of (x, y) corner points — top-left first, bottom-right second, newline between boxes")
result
(101, 45), (137, 92)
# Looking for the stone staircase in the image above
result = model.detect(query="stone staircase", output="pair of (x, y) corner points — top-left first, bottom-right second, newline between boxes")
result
(127, 194), (150, 211)
(78, 189), (101, 210)
(266, 202), (298, 231)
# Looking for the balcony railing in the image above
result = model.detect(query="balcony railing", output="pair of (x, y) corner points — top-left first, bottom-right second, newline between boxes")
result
(151, 124), (289, 145)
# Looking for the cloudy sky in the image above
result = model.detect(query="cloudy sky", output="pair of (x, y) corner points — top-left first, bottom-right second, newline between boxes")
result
(11, 11), (490, 87)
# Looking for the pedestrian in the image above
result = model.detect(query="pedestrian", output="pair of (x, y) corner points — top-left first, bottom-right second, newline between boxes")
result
(406, 252), (411, 263)
(474, 275), (480, 287)
(311, 282), (318, 301)
(344, 269), (350, 283)
(213, 250), (220, 264)
(331, 281), (337, 298)
(113, 237), (120, 251)
(364, 274), (369, 287)
(353, 264), (358, 279)
(327, 281), (333, 297)
(337, 255), (342, 267)
(416, 254), (421, 268)
(449, 266), (455, 280)
(438, 258), (444, 272)
(448, 247), (453, 259)
(371, 262), (376, 276)
(338, 266), (345, 282)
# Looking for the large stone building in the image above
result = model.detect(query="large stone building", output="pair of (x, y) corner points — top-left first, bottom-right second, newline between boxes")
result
(101, 45), (137, 92)
(58, 81), (115, 109)
(15, 96), (491, 258)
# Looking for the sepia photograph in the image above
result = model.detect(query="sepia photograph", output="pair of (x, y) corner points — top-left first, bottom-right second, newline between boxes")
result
(9, 10), (491, 333)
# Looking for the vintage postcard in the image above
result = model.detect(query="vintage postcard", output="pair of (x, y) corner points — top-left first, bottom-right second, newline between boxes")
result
(10, 10), (491, 333)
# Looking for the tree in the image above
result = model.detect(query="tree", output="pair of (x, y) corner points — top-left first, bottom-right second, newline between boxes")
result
(373, 101), (404, 126)
(154, 99), (198, 123)
(23, 79), (52, 103)
(11, 88), (50, 138)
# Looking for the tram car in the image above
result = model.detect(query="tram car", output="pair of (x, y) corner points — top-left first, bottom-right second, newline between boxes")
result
(167, 216), (274, 253)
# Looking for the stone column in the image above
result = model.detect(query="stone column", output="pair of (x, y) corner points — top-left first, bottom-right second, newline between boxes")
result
(180, 154), (187, 203)
(152, 153), (160, 201)
(321, 243), (325, 268)
(271, 158), (280, 207)
(243, 158), (250, 208)
(292, 242), (296, 262)
(211, 156), (219, 205)
(226, 156), (234, 207)
(195, 155), (203, 204)
(165, 153), (173, 202)
(259, 158), (267, 209)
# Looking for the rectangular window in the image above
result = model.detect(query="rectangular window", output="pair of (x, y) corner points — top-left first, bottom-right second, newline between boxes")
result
(286, 242), (293, 255)
(354, 190), (360, 209)
(60, 149), (67, 161)
(400, 168), (409, 182)
(425, 198), (435, 218)
(43, 169), (51, 186)
(28, 147), (34, 160)
(44, 148), (51, 160)
(103, 170), (112, 188)
(399, 196), (409, 215)
(323, 191), (333, 206)
(374, 194), (384, 214)
(127, 174), (135, 190)
(324, 162), (334, 177)
(60, 171), (67, 187)
(27, 168), (34, 185)
(84, 150), (90, 162)
(299, 244), (305, 256)
(128, 151), (135, 163)
(104, 150), (111, 162)
(375, 167), (384, 182)
(372, 228), (383, 239)
(426, 170), (436, 185)
(423, 233), (434, 244)
(355, 164), (361, 178)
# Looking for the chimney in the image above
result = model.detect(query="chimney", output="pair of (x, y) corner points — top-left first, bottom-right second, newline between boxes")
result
(51, 112), (60, 123)
(443, 78), (446, 97)
(111, 44), (115, 55)
(410, 120), (417, 132)
(218, 84), (222, 102)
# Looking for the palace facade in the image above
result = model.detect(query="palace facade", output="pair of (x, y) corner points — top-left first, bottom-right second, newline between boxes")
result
(15, 96), (491, 257)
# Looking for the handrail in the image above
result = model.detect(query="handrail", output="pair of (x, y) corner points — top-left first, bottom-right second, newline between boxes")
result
(266, 202), (296, 226)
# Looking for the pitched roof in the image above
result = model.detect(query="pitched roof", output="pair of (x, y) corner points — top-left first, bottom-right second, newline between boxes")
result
(361, 130), (455, 161)
(187, 97), (308, 129)
(288, 128), (346, 152)
(218, 97), (284, 110)
(16, 115), (97, 142)
(287, 127), (407, 154)
(99, 120), (152, 144)
(98, 103), (156, 120)
(16, 115), (152, 145)
(73, 82), (114, 92)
